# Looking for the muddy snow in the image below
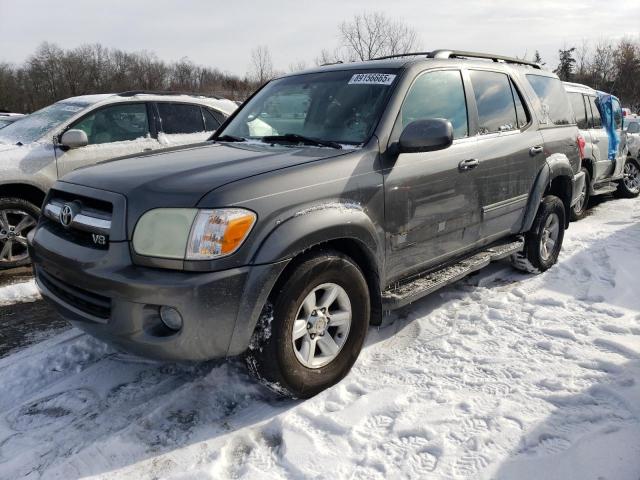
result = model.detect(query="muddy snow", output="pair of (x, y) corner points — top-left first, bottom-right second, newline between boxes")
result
(1, 197), (639, 479)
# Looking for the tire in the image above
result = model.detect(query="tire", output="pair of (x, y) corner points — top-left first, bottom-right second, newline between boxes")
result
(570, 167), (590, 221)
(616, 157), (640, 198)
(511, 195), (565, 274)
(245, 250), (370, 399)
(0, 197), (40, 270)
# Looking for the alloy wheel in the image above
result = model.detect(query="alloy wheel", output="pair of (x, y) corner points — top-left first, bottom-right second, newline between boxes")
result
(0, 209), (36, 264)
(291, 283), (352, 369)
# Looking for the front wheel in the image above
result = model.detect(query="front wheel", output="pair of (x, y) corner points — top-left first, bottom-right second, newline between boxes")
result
(245, 250), (370, 399)
(616, 158), (640, 198)
(0, 197), (40, 270)
(512, 195), (565, 273)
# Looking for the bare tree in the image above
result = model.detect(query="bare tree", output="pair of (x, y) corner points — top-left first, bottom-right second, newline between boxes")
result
(249, 45), (274, 84)
(339, 12), (419, 61)
(575, 38), (590, 77)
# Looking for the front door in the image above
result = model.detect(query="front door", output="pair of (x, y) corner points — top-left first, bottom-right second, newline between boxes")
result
(56, 102), (161, 177)
(384, 69), (481, 282)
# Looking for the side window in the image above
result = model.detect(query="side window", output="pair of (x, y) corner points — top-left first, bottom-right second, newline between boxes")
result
(628, 122), (640, 134)
(510, 80), (530, 129)
(568, 92), (589, 129)
(469, 70), (518, 134)
(157, 103), (205, 134)
(612, 98), (623, 130)
(203, 108), (221, 131)
(71, 103), (149, 145)
(525, 74), (573, 126)
(401, 70), (468, 139)
(588, 96), (602, 129)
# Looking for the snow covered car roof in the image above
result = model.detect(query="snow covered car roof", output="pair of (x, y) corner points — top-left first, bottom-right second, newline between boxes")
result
(60, 92), (237, 116)
(562, 81), (597, 94)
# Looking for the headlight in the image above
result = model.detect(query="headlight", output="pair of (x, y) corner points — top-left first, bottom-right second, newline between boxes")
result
(133, 208), (256, 260)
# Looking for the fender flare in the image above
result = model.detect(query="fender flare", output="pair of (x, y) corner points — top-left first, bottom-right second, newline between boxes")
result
(227, 205), (384, 355)
(522, 156), (574, 232)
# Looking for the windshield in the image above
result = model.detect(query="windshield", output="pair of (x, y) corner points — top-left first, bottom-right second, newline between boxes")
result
(218, 69), (399, 146)
(0, 102), (90, 144)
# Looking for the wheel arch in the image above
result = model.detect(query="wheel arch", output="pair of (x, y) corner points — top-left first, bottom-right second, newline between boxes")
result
(522, 161), (573, 231)
(0, 183), (47, 209)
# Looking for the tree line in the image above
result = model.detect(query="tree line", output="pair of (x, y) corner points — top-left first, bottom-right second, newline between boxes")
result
(552, 38), (640, 111)
(0, 42), (258, 113)
(1, 12), (639, 114)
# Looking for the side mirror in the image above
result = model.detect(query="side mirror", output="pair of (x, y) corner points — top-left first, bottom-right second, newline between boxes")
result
(60, 129), (88, 149)
(398, 119), (453, 154)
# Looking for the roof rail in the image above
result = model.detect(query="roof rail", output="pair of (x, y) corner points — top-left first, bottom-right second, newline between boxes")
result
(117, 90), (223, 100)
(373, 50), (541, 69)
(373, 51), (434, 61)
(430, 50), (541, 69)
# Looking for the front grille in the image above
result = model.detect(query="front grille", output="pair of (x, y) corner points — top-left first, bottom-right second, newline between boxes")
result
(38, 268), (111, 319)
(42, 190), (113, 250)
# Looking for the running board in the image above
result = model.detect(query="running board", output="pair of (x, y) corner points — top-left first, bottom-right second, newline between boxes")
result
(382, 238), (524, 310)
(592, 182), (618, 195)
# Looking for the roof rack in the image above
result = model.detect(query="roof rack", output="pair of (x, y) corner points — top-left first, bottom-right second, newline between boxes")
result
(117, 90), (223, 100)
(373, 50), (541, 69)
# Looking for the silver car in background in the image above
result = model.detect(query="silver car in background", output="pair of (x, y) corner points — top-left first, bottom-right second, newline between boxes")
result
(564, 82), (640, 220)
(0, 92), (236, 268)
(624, 117), (640, 161)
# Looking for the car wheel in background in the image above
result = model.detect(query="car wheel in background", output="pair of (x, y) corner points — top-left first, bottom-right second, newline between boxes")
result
(570, 167), (590, 221)
(616, 157), (640, 198)
(0, 197), (39, 269)
(511, 195), (565, 274)
(245, 250), (370, 399)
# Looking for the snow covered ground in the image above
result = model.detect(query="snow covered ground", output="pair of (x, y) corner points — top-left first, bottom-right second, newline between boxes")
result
(1, 197), (640, 480)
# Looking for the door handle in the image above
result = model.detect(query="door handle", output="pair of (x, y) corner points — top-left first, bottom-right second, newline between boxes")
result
(143, 148), (153, 152)
(592, 138), (600, 144)
(529, 145), (544, 156)
(458, 158), (479, 171)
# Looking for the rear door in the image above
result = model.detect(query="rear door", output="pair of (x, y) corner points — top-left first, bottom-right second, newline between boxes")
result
(383, 69), (480, 282)
(466, 69), (544, 241)
(586, 95), (613, 180)
(57, 102), (160, 177)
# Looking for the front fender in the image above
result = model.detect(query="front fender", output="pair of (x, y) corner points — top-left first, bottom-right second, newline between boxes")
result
(252, 204), (383, 267)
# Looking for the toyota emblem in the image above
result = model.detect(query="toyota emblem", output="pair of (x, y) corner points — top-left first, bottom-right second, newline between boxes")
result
(60, 204), (75, 227)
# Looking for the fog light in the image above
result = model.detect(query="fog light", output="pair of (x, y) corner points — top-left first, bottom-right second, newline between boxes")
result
(159, 306), (183, 331)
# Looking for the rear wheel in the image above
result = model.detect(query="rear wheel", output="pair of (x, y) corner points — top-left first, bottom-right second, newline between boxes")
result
(512, 195), (565, 273)
(245, 250), (370, 398)
(616, 158), (640, 198)
(0, 197), (39, 270)
(570, 167), (590, 221)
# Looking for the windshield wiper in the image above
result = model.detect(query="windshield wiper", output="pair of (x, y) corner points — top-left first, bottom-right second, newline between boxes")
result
(262, 134), (342, 150)
(216, 134), (246, 142)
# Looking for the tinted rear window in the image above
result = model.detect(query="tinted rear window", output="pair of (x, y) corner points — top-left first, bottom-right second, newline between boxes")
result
(526, 75), (573, 126)
(157, 103), (205, 134)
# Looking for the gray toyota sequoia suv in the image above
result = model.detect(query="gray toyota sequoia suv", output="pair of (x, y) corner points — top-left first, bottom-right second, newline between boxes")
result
(30, 50), (584, 398)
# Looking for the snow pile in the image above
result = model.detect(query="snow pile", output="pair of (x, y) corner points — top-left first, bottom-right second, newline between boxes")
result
(0, 279), (40, 306)
(0, 198), (639, 479)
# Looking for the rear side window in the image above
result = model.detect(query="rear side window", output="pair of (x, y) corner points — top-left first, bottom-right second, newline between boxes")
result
(587, 96), (602, 129)
(510, 80), (530, 129)
(525, 74), (573, 126)
(612, 98), (622, 130)
(401, 70), (468, 139)
(628, 122), (640, 134)
(157, 103), (205, 134)
(469, 70), (518, 134)
(568, 93), (589, 129)
(203, 108), (221, 131)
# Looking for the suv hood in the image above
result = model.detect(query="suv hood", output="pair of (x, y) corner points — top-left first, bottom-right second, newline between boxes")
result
(61, 142), (348, 208)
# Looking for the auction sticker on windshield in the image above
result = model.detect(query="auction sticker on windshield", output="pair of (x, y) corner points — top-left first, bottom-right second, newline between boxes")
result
(349, 73), (396, 85)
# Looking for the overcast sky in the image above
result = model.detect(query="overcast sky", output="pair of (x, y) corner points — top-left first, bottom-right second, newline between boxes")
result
(1, 0), (639, 76)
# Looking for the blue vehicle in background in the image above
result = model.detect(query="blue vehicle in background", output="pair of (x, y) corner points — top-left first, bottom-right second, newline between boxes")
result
(564, 82), (640, 220)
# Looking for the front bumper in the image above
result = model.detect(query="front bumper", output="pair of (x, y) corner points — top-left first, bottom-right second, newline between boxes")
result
(570, 170), (586, 207)
(29, 226), (287, 361)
